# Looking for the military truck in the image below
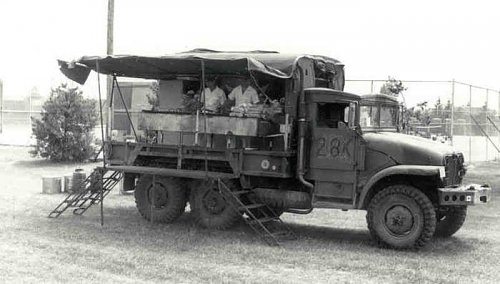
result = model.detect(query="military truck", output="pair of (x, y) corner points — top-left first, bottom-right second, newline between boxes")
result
(55, 50), (491, 249)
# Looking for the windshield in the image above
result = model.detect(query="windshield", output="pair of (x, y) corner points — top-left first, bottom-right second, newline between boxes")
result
(380, 105), (398, 128)
(360, 104), (398, 129)
(360, 105), (378, 128)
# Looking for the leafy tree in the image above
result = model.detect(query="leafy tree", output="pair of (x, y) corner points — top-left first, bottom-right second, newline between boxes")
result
(380, 77), (407, 97)
(31, 83), (98, 162)
(416, 101), (431, 125)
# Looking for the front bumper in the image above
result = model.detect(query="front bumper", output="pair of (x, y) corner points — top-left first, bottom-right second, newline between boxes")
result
(438, 184), (491, 206)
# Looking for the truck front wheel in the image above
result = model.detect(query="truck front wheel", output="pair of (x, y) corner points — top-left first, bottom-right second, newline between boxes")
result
(434, 206), (467, 237)
(366, 185), (436, 249)
(189, 179), (242, 230)
(134, 175), (188, 223)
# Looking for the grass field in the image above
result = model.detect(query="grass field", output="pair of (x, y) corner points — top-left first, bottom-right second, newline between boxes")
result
(0, 146), (499, 283)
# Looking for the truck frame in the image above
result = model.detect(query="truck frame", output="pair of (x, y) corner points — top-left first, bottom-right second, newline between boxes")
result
(53, 50), (491, 249)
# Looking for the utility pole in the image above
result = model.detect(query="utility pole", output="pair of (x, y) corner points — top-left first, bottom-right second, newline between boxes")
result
(0, 79), (3, 134)
(106, 0), (114, 138)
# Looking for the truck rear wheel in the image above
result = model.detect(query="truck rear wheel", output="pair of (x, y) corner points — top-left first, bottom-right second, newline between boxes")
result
(189, 179), (242, 230)
(366, 185), (436, 249)
(134, 175), (188, 223)
(434, 206), (467, 237)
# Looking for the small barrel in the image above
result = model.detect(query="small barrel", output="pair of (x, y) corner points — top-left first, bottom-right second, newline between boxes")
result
(42, 176), (62, 194)
(72, 169), (86, 193)
(63, 175), (73, 193)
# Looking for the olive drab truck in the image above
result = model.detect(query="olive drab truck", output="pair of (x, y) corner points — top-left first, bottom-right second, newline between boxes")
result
(50, 50), (491, 249)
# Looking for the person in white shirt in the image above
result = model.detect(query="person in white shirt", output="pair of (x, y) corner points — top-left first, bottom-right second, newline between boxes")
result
(227, 78), (260, 107)
(201, 79), (226, 112)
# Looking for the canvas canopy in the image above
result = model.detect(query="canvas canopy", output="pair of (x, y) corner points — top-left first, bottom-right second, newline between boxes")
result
(58, 49), (344, 87)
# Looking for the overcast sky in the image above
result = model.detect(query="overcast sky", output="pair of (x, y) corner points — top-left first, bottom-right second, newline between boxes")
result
(0, 0), (499, 108)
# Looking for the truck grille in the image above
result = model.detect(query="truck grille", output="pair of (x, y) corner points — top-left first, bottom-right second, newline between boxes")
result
(444, 153), (465, 186)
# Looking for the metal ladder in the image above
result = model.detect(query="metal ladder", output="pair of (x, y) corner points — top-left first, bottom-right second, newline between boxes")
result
(218, 179), (296, 246)
(48, 167), (123, 218)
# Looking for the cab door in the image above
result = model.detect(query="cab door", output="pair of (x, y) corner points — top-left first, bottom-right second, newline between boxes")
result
(306, 101), (365, 206)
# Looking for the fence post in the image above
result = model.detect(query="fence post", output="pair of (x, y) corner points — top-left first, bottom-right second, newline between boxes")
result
(485, 89), (489, 160)
(450, 80), (455, 146)
(370, 80), (374, 93)
(469, 85), (472, 163)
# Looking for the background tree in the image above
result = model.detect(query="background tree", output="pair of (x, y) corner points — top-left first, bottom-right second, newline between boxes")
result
(379, 76), (407, 97)
(416, 101), (431, 125)
(31, 83), (98, 162)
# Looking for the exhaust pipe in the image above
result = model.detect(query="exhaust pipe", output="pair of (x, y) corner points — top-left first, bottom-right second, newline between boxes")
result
(296, 88), (314, 193)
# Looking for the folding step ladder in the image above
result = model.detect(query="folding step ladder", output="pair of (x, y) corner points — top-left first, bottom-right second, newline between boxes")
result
(218, 179), (296, 246)
(48, 167), (123, 218)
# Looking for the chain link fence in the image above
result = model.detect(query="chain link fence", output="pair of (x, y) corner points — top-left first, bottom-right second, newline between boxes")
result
(0, 109), (103, 146)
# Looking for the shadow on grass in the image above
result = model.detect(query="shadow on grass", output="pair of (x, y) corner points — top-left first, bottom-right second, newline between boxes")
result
(429, 236), (477, 254)
(36, 204), (482, 255)
(287, 222), (370, 244)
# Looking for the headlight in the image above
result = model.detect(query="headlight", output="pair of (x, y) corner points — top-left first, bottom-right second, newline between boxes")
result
(438, 166), (446, 179)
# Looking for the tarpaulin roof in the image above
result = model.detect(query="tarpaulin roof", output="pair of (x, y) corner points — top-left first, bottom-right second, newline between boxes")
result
(58, 49), (344, 85)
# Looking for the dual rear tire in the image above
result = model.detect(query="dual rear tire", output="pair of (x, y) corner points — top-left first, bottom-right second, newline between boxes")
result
(134, 175), (242, 229)
(134, 175), (188, 223)
(189, 179), (242, 229)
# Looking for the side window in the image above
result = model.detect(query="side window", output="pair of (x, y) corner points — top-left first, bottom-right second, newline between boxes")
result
(292, 69), (301, 92)
(317, 102), (350, 128)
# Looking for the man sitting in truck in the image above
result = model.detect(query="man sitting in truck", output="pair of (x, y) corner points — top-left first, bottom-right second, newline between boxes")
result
(201, 78), (226, 113)
(317, 103), (348, 128)
(227, 78), (260, 107)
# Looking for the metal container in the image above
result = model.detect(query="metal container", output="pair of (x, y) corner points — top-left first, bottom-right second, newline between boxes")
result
(63, 175), (73, 193)
(72, 169), (86, 193)
(42, 176), (62, 194)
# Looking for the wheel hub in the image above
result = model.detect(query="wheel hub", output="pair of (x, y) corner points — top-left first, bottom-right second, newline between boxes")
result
(202, 189), (226, 215)
(147, 182), (168, 208)
(385, 205), (414, 235)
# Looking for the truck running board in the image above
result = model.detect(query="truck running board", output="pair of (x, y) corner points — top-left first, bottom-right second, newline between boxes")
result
(218, 179), (296, 246)
(48, 167), (123, 218)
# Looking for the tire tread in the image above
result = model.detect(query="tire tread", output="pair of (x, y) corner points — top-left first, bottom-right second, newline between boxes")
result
(366, 185), (436, 249)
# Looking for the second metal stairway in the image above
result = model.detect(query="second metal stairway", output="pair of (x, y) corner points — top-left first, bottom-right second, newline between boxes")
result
(218, 179), (296, 246)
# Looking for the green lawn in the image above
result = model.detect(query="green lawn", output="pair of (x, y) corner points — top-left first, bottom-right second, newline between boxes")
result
(0, 146), (498, 283)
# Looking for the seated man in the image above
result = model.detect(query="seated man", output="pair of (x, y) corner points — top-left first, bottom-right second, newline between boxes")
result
(201, 79), (226, 112)
(317, 103), (348, 128)
(227, 78), (260, 107)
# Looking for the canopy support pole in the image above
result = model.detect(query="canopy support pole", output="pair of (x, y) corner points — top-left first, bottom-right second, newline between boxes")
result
(96, 60), (106, 227)
(96, 60), (106, 168)
(108, 78), (115, 139)
(201, 60), (209, 178)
